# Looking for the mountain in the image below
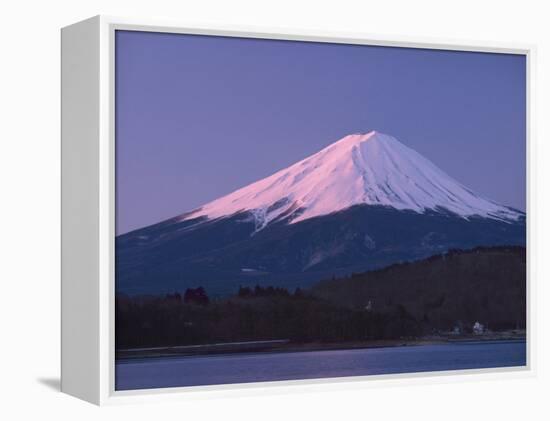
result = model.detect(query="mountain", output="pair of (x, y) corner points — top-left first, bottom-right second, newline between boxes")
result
(116, 131), (525, 295)
(180, 131), (522, 229)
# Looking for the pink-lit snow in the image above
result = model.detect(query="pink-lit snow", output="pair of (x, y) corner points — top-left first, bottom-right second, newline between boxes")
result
(182, 131), (522, 229)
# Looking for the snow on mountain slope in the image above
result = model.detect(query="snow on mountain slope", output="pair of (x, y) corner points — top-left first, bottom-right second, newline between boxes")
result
(182, 131), (523, 230)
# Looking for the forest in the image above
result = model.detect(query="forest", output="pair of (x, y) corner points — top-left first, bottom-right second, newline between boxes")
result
(116, 246), (526, 352)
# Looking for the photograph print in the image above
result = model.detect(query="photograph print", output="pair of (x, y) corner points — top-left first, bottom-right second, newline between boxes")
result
(114, 30), (527, 390)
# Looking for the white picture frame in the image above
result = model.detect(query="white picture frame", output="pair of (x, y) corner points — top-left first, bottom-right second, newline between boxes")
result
(61, 15), (535, 405)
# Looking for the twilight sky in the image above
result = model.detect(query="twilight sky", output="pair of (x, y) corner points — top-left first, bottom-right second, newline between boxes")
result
(115, 30), (526, 235)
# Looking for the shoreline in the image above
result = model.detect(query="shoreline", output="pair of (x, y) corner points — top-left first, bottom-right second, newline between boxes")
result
(116, 331), (526, 361)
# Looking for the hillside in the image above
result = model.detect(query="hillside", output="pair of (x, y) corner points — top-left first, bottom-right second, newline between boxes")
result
(312, 246), (526, 332)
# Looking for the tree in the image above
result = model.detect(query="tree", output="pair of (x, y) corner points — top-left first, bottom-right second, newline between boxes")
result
(184, 287), (210, 305)
(165, 292), (182, 303)
(238, 286), (252, 297)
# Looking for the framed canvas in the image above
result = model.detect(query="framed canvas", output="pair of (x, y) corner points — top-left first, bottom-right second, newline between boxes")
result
(61, 15), (534, 405)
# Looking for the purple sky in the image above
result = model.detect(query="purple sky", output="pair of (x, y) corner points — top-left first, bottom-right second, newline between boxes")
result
(115, 30), (526, 235)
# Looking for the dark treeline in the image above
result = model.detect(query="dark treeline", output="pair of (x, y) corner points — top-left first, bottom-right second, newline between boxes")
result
(313, 246), (526, 332)
(237, 285), (303, 298)
(116, 286), (407, 350)
(116, 246), (526, 350)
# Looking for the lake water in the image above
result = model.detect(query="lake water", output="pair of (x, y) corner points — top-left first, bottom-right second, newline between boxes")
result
(115, 340), (526, 391)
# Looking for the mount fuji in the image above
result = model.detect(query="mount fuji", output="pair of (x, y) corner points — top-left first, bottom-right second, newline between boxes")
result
(116, 131), (525, 295)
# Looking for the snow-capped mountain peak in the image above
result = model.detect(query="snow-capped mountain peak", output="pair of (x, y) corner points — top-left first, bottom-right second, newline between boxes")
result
(182, 131), (523, 229)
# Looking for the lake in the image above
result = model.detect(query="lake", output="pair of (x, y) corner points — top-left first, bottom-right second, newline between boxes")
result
(115, 340), (526, 391)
